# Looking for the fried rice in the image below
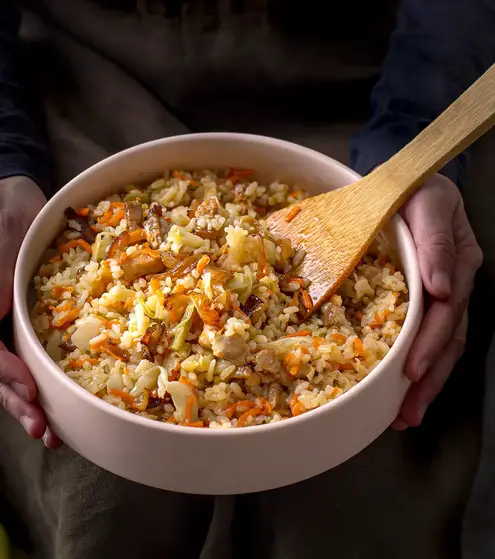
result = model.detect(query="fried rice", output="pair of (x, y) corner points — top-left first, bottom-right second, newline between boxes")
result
(31, 169), (408, 428)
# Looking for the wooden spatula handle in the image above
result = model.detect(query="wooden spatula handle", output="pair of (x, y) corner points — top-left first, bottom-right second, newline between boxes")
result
(366, 63), (495, 210)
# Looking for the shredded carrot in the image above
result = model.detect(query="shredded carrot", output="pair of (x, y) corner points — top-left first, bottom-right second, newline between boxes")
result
(227, 169), (254, 184)
(355, 311), (363, 321)
(108, 210), (125, 228)
(51, 285), (73, 298)
(67, 358), (99, 369)
(48, 254), (62, 263)
(182, 421), (204, 428)
(289, 365), (300, 376)
(284, 329), (312, 338)
(224, 400), (256, 420)
(285, 204), (301, 223)
(51, 308), (80, 328)
(196, 255), (210, 275)
(168, 365), (181, 382)
(338, 362), (355, 371)
(185, 394), (197, 423)
(289, 397), (304, 417)
(108, 388), (135, 405)
(238, 407), (262, 427)
(331, 333), (347, 344)
(77, 239), (93, 254)
(76, 207), (90, 217)
(260, 398), (273, 415)
(167, 416), (177, 424)
(149, 278), (161, 292)
(353, 338), (365, 356)
(172, 170), (185, 180)
(178, 377), (195, 389)
(97, 202), (124, 224)
(58, 240), (78, 253)
(312, 336), (325, 349)
(301, 289), (313, 310)
(89, 336), (108, 350)
(254, 205), (267, 216)
(286, 276), (305, 287)
(288, 189), (304, 198)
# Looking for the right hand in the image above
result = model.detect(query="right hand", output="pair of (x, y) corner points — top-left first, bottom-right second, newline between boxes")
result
(0, 176), (60, 447)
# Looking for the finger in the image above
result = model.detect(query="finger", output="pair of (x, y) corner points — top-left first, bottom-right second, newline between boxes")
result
(405, 299), (454, 382)
(406, 237), (478, 383)
(0, 350), (38, 402)
(397, 310), (467, 428)
(403, 177), (458, 299)
(43, 426), (63, 449)
(0, 383), (46, 438)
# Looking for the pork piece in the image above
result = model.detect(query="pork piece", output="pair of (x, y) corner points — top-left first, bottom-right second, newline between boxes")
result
(143, 205), (163, 248)
(255, 348), (280, 374)
(195, 197), (220, 217)
(124, 201), (143, 231)
(267, 382), (282, 409)
(64, 207), (96, 243)
(211, 334), (248, 366)
(121, 253), (165, 281)
(141, 323), (169, 356)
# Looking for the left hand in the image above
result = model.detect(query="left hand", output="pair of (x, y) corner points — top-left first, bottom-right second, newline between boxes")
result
(392, 174), (482, 430)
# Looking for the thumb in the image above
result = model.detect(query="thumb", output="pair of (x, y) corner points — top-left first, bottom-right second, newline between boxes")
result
(402, 176), (457, 300)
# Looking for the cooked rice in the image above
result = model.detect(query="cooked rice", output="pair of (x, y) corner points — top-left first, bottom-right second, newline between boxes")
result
(31, 169), (408, 428)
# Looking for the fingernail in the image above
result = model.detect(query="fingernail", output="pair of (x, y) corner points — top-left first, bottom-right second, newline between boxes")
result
(392, 419), (408, 431)
(415, 361), (428, 382)
(11, 382), (29, 401)
(432, 271), (451, 298)
(20, 415), (35, 436)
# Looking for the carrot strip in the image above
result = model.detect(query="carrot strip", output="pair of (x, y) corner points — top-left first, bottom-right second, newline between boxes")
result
(182, 421), (204, 428)
(285, 204), (301, 223)
(224, 399), (256, 420)
(301, 289), (313, 310)
(58, 240), (79, 253)
(108, 210), (125, 228)
(108, 388), (135, 405)
(51, 308), (80, 328)
(355, 311), (363, 321)
(338, 362), (355, 371)
(353, 338), (365, 356)
(77, 239), (93, 254)
(51, 285), (73, 298)
(238, 407), (262, 427)
(312, 336), (325, 349)
(284, 329), (312, 338)
(76, 207), (90, 217)
(331, 333), (347, 344)
(196, 255), (210, 275)
(48, 254), (62, 263)
(185, 394), (197, 423)
(289, 397), (304, 417)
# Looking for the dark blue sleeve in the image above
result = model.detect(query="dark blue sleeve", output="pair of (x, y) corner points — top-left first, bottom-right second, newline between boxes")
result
(0, 2), (52, 195)
(350, 0), (495, 188)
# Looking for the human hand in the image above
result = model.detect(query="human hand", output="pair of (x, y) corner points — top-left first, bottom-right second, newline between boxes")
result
(391, 174), (482, 430)
(0, 176), (60, 447)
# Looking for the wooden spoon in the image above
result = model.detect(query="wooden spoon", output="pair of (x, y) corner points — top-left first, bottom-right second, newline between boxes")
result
(267, 63), (495, 314)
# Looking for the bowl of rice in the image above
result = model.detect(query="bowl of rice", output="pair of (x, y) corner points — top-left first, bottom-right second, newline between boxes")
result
(13, 133), (422, 495)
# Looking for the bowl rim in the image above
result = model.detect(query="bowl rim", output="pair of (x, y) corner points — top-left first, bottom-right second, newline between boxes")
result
(14, 132), (423, 439)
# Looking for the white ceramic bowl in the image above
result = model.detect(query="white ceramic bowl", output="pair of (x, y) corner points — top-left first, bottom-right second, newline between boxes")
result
(13, 133), (422, 495)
